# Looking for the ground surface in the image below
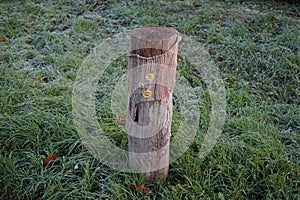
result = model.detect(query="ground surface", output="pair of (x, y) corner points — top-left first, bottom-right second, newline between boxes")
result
(0, 0), (299, 199)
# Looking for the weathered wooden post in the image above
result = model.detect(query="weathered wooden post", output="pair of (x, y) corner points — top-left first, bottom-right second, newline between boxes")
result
(126, 26), (180, 181)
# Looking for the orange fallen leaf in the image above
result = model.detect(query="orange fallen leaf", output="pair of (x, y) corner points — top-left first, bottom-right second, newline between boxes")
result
(43, 153), (57, 167)
(142, 187), (150, 195)
(130, 184), (151, 195)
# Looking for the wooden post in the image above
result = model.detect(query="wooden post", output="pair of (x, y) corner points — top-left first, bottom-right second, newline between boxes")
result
(126, 26), (180, 181)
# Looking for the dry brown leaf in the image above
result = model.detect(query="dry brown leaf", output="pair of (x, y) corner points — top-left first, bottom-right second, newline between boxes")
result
(130, 184), (151, 195)
(43, 153), (57, 167)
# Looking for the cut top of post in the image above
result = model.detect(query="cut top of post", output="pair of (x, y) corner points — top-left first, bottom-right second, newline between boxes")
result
(130, 26), (179, 57)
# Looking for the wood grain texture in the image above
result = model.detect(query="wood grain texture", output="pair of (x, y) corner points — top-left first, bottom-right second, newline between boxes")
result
(126, 26), (179, 181)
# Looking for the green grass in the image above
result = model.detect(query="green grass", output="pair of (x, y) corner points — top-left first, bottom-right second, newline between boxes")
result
(0, 0), (299, 199)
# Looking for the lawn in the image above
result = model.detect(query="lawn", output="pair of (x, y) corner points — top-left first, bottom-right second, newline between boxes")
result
(0, 0), (299, 199)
